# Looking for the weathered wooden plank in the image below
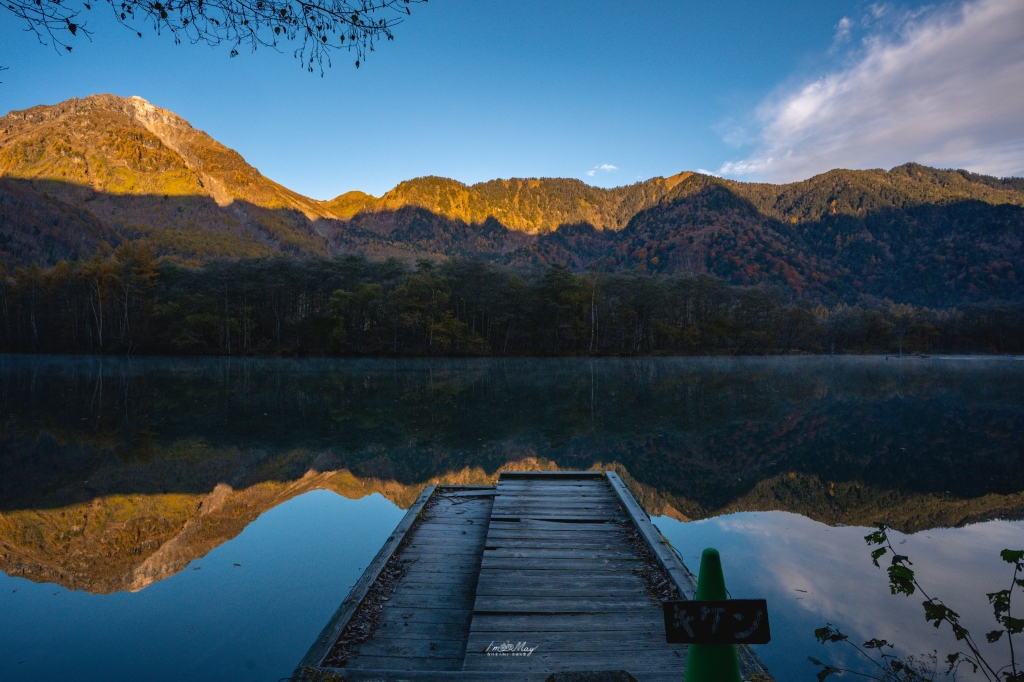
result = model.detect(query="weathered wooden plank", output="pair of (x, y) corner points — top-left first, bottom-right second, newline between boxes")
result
(438, 485), (497, 489)
(296, 484), (437, 670)
(472, 596), (655, 612)
(491, 503), (621, 510)
(401, 562), (484, 573)
(475, 573), (644, 585)
(489, 517), (626, 524)
(488, 521), (623, 532)
(605, 472), (697, 600)
(413, 506), (485, 515)
(495, 488), (606, 494)
(464, 638), (686, 653)
(484, 528), (623, 537)
(475, 576), (642, 588)
(467, 631), (670, 645)
(505, 518), (621, 526)
(494, 488), (609, 495)
(494, 481), (609, 487)
(468, 629), (666, 640)
(421, 510), (493, 519)
(492, 500), (613, 506)
(354, 638), (470, 659)
(482, 548), (638, 560)
(384, 593), (475, 610)
(312, 669), (551, 681)
(482, 541), (624, 551)
(493, 491), (610, 498)
(403, 541), (488, 551)
(492, 498), (611, 504)
(497, 471), (605, 479)
(401, 548), (486, 558)
(414, 515), (492, 523)
(489, 499), (622, 503)
(406, 531), (490, 541)
(401, 556), (484, 567)
(490, 506), (620, 514)
(489, 503), (622, 511)
(483, 537), (631, 547)
(397, 572), (486, 585)
(479, 558), (642, 570)
(475, 586), (649, 599)
(385, 580), (477, 594)
(475, 577), (643, 585)
(468, 613), (668, 632)
(495, 485), (608, 490)
(373, 605), (473, 619)
(493, 488), (609, 495)
(345, 654), (466, 670)
(493, 493), (619, 500)
(462, 652), (684, 672)
(481, 532), (618, 540)
(372, 620), (474, 639)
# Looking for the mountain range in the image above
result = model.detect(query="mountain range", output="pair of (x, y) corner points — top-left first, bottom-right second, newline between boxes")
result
(2, 94), (1023, 305)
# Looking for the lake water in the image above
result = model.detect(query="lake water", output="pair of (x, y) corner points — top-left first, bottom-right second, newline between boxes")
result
(0, 355), (1022, 682)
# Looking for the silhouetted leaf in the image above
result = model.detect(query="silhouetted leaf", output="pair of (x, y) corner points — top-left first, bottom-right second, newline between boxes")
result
(887, 565), (915, 595)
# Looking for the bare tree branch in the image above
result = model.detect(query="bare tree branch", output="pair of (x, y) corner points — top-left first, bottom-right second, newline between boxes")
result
(2, 0), (426, 72)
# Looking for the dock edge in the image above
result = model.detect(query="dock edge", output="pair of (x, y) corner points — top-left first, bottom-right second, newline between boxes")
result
(294, 483), (438, 672)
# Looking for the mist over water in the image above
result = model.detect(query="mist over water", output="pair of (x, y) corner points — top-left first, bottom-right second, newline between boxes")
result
(0, 355), (1022, 681)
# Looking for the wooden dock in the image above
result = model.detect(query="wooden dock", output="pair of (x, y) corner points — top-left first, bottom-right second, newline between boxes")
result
(294, 472), (771, 682)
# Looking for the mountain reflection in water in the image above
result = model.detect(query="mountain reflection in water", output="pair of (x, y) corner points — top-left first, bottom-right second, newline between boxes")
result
(1, 355), (1022, 596)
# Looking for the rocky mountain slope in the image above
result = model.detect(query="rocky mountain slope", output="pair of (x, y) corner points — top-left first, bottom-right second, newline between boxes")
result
(0, 94), (334, 264)
(2, 95), (1023, 305)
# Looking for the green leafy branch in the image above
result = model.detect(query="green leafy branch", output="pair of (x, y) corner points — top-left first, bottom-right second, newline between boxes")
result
(809, 524), (1022, 682)
(809, 626), (943, 682)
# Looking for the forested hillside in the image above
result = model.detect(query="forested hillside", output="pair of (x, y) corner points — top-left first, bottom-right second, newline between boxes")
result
(1, 95), (1023, 314)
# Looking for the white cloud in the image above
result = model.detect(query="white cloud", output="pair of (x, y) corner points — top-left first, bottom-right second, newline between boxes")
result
(654, 512), (1024, 674)
(832, 16), (853, 47)
(868, 3), (891, 21)
(586, 164), (618, 178)
(720, 0), (1024, 182)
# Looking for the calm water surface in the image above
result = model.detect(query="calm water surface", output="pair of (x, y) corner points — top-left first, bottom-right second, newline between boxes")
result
(0, 355), (1022, 681)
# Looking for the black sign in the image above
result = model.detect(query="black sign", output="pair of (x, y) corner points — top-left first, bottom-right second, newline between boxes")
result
(663, 599), (771, 644)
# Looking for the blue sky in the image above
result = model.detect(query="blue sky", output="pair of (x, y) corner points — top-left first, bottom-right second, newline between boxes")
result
(1, 0), (1022, 198)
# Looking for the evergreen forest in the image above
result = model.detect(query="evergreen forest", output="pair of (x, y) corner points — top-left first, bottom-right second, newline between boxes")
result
(2, 245), (1020, 356)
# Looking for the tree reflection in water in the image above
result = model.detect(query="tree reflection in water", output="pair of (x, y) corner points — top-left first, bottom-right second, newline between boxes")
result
(0, 355), (1022, 592)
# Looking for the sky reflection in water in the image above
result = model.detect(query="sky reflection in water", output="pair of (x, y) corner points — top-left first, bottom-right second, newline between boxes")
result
(0, 491), (403, 682)
(656, 513), (1024, 681)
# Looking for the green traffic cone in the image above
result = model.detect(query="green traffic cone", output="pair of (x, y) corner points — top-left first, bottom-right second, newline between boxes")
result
(684, 548), (742, 682)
